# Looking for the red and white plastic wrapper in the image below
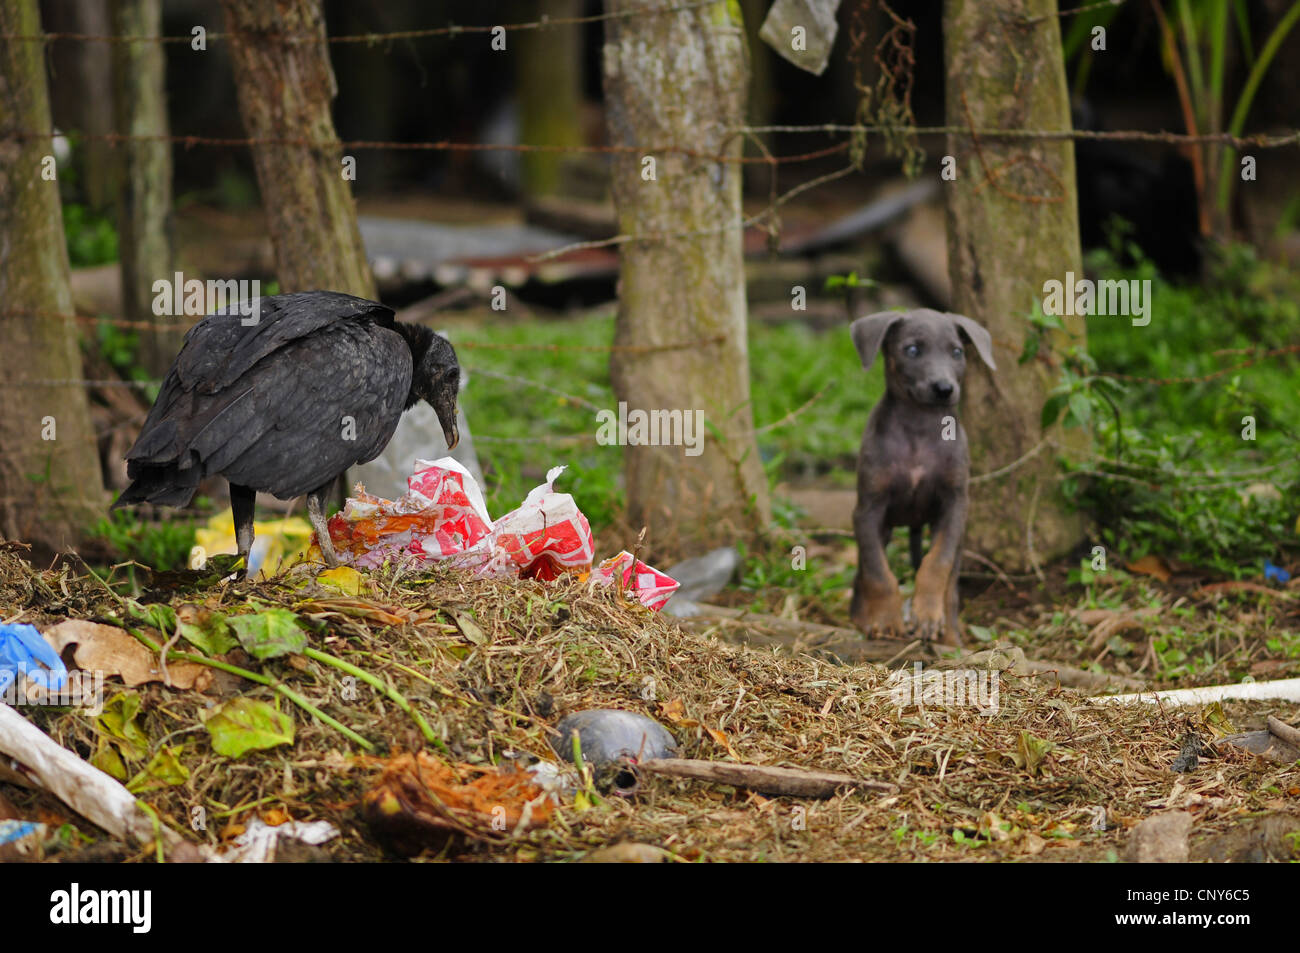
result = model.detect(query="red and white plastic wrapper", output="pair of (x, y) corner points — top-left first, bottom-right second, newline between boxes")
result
(592, 551), (680, 611)
(322, 458), (494, 569)
(318, 460), (675, 610)
(470, 465), (595, 580)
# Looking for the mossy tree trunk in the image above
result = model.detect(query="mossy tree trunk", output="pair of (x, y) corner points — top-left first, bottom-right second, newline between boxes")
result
(602, 0), (771, 555)
(517, 0), (584, 199)
(112, 0), (180, 377)
(943, 0), (1088, 572)
(0, 0), (108, 554)
(220, 0), (375, 297)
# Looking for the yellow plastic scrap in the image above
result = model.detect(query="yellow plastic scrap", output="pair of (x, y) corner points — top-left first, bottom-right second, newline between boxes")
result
(194, 511), (314, 577)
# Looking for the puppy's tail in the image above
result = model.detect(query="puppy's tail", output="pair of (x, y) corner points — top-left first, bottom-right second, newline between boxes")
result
(909, 526), (924, 571)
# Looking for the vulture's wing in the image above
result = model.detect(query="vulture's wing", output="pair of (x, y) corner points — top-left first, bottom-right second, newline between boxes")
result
(120, 296), (409, 505)
(176, 291), (394, 393)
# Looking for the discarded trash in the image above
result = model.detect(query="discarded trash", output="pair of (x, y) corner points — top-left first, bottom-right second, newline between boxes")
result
(194, 511), (314, 576)
(362, 751), (553, 854)
(552, 709), (678, 766)
(592, 552), (680, 611)
(1264, 560), (1291, 584)
(662, 546), (738, 616)
(219, 817), (339, 864)
(319, 459), (678, 609)
(0, 819), (46, 860)
(474, 464), (594, 580)
(0, 623), (67, 695)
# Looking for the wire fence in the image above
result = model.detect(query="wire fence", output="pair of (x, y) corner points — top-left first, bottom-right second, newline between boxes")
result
(3, 0), (1297, 479)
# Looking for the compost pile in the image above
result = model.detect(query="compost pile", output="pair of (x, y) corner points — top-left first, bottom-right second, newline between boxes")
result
(0, 543), (1296, 863)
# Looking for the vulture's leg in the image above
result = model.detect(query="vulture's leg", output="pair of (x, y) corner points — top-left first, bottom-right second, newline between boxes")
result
(307, 482), (340, 567)
(230, 483), (256, 575)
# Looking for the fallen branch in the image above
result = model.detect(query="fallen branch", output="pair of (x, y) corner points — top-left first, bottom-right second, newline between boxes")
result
(1091, 677), (1300, 707)
(0, 703), (203, 861)
(637, 758), (897, 799)
(1266, 715), (1300, 748)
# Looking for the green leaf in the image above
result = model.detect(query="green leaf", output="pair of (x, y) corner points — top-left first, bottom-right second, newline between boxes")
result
(1068, 391), (1092, 427)
(128, 602), (176, 634)
(1041, 393), (1068, 429)
(205, 697), (295, 758)
(126, 745), (189, 793)
(228, 609), (308, 659)
(1010, 731), (1054, 776)
(176, 608), (236, 656)
(96, 692), (149, 761)
(92, 740), (128, 781)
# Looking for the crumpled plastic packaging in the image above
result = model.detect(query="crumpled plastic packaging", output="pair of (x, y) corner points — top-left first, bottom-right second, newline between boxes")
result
(0, 623), (67, 695)
(593, 552), (680, 612)
(315, 459), (678, 611)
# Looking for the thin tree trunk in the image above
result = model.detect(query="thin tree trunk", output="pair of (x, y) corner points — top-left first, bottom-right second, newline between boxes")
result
(219, 0), (374, 297)
(517, 0), (584, 199)
(942, 0), (1088, 571)
(0, 0), (108, 554)
(602, 0), (771, 555)
(45, 0), (116, 212)
(112, 0), (178, 377)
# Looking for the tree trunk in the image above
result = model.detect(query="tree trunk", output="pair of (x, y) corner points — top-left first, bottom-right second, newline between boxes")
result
(0, 0), (108, 554)
(219, 0), (374, 297)
(517, 0), (584, 199)
(602, 0), (770, 555)
(942, 0), (1087, 572)
(112, 0), (179, 378)
(44, 0), (116, 212)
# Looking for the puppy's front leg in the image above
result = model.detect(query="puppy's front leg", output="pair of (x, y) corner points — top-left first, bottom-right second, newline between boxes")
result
(851, 499), (904, 636)
(914, 488), (966, 644)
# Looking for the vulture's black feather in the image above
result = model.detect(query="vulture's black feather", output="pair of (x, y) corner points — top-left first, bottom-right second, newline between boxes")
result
(113, 290), (460, 568)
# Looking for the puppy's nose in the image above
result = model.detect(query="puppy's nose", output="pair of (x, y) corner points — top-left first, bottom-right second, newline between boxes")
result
(931, 381), (955, 401)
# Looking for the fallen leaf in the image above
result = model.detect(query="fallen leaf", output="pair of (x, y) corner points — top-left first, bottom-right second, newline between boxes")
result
(299, 598), (409, 627)
(317, 566), (365, 597)
(127, 745), (189, 793)
(205, 698), (295, 758)
(1126, 554), (1172, 582)
(44, 620), (210, 690)
(449, 609), (488, 645)
(658, 698), (688, 722)
(228, 609), (308, 660)
(175, 605), (236, 656)
(1009, 730), (1054, 776)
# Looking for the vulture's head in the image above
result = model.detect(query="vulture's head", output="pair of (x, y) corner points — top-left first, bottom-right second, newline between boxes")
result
(402, 322), (461, 451)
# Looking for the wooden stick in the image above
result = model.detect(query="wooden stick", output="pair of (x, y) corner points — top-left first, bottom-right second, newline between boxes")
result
(1267, 715), (1300, 748)
(637, 758), (896, 799)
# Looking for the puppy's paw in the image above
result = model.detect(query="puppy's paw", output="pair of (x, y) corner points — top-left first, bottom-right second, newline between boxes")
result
(851, 587), (905, 637)
(911, 590), (947, 641)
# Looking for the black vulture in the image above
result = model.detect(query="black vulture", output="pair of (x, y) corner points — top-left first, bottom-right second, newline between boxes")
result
(112, 291), (460, 569)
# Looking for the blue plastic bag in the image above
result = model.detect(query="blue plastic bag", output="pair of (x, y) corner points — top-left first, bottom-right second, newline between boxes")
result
(1264, 561), (1291, 585)
(0, 623), (67, 695)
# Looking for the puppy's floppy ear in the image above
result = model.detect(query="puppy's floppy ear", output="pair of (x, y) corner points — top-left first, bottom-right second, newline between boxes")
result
(948, 313), (997, 372)
(849, 311), (906, 371)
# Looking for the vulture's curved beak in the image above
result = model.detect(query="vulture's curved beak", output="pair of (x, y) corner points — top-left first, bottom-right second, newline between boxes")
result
(444, 421), (460, 452)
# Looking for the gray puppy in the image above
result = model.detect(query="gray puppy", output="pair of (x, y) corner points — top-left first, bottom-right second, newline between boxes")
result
(848, 308), (997, 645)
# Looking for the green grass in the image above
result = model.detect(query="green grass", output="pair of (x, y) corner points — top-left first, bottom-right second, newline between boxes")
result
(455, 309), (881, 527)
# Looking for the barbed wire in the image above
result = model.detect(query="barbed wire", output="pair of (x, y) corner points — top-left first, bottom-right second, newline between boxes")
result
(0, 307), (729, 351)
(0, 1), (719, 45)
(13, 125), (1297, 158)
(733, 123), (1299, 150)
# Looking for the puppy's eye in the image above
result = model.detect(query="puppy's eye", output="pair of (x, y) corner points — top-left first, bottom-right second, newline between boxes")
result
(904, 344), (921, 358)
(952, 346), (964, 358)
